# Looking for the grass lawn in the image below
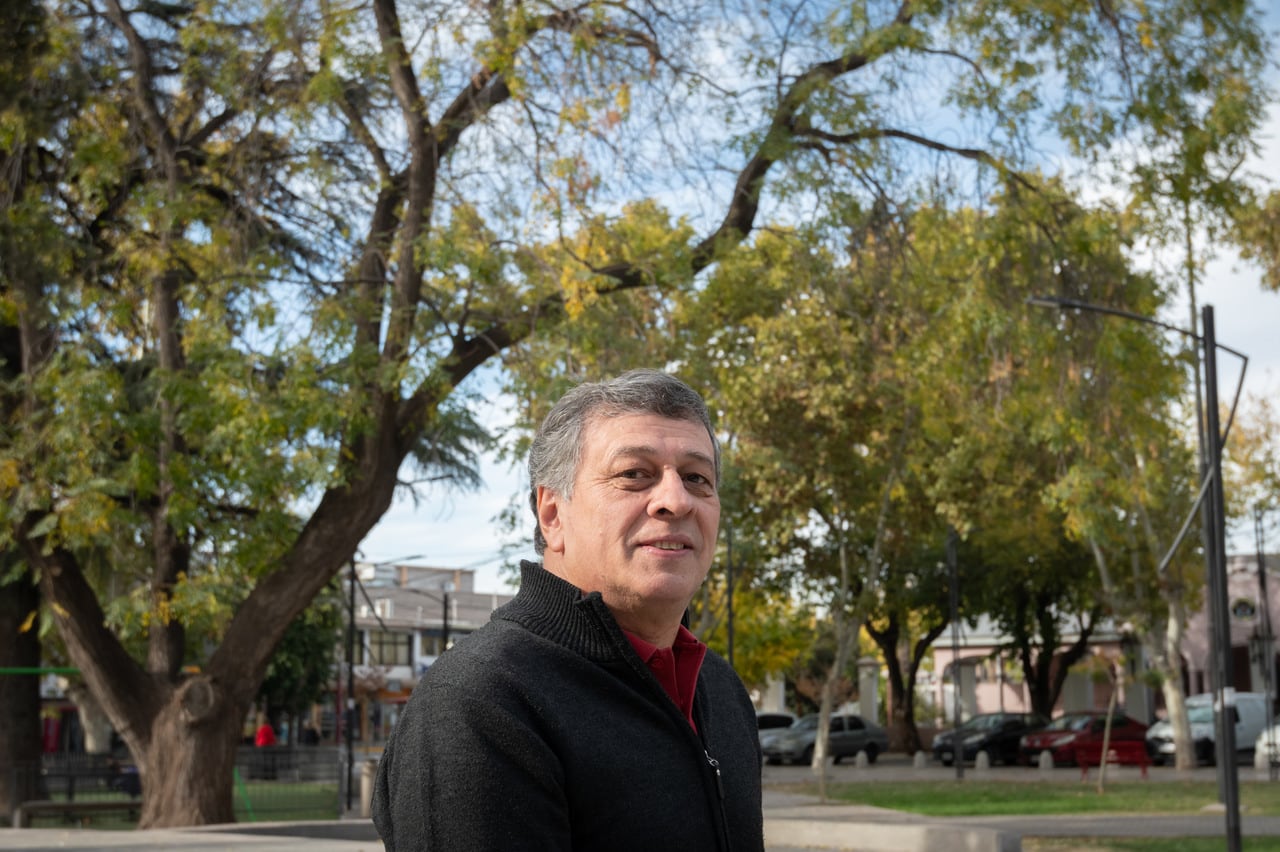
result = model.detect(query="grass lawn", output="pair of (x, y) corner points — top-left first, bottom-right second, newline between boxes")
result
(773, 778), (1280, 850)
(233, 780), (339, 822)
(22, 781), (339, 829)
(1026, 840), (1280, 851)
(805, 779), (1280, 817)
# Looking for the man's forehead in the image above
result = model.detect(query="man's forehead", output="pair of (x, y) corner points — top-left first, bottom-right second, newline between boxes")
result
(605, 442), (716, 466)
(583, 412), (715, 459)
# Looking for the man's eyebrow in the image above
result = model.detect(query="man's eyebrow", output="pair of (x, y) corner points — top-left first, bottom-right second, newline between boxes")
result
(608, 445), (715, 468)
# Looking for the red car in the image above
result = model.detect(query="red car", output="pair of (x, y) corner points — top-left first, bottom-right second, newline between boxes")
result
(1019, 712), (1149, 766)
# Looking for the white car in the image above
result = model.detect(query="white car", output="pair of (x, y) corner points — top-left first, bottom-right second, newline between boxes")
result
(1256, 723), (1280, 765)
(1146, 691), (1269, 765)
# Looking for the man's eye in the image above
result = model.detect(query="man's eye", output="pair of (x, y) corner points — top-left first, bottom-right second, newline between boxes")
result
(685, 473), (716, 490)
(618, 469), (647, 480)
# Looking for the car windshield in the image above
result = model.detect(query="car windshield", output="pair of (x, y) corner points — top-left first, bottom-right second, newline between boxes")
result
(964, 715), (1006, 732)
(1187, 704), (1216, 724)
(1044, 715), (1093, 732)
(793, 715), (820, 731)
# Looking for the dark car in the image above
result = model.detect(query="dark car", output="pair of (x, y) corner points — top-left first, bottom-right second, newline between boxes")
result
(931, 712), (1049, 766)
(1019, 712), (1149, 766)
(762, 713), (890, 766)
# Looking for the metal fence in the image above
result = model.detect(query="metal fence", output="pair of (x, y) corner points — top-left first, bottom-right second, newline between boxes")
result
(8, 747), (342, 828)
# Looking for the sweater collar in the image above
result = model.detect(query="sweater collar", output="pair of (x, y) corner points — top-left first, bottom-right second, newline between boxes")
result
(493, 561), (629, 662)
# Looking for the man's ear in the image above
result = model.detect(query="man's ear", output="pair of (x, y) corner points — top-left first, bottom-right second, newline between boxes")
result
(536, 485), (566, 554)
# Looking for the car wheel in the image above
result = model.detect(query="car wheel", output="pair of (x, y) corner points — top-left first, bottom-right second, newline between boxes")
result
(941, 754), (953, 766)
(832, 754), (842, 765)
(865, 744), (879, 764)
(796, 745), (814, 766)
(765, 756), (781, 766)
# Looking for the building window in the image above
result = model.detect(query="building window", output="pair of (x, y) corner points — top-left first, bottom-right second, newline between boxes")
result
(364, 631), (411, 666)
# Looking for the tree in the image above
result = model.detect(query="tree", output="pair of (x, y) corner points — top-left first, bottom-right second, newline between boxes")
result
(1107, 4), (1272, 771)
(0, 556), (41, 822)
(2, 0), (1272, 829)
(0, 0), (81, 820)
(861, 540), (951, 754)
(1227, 394), (1280, 517)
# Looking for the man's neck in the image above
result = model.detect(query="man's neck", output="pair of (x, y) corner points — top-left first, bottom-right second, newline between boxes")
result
(540, 558), (688, 647)
(611, 612), (681, 649)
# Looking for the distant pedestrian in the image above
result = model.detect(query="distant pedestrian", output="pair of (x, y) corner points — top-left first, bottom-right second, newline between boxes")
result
(373, 369), (763, 851)
(254, 721), (277, 748)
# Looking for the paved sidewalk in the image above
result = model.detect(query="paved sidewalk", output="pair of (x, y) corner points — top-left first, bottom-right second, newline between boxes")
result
(0, 802), (1271, 852)
(5, 757), (1280, 851)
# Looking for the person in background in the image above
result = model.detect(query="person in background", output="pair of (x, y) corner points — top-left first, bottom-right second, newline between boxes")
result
(373, 369), (763, 851)
(254, 717), (277, 748)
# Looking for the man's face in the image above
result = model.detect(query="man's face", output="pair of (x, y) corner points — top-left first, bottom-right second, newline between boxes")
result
(537, 412), (720, 623)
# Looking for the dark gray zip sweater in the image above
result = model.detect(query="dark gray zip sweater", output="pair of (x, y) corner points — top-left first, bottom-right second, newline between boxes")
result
(372, 561), (764, 852)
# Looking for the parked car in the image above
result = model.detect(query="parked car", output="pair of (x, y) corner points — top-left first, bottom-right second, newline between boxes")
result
(1019, 711), (1149, 766)
(1254, 716), (1280, 767)
(762, 713), (889, 766)
(931, 712), (1049, 766)
(1147, 691), (1269, 765)
(756, 711), (797, 748)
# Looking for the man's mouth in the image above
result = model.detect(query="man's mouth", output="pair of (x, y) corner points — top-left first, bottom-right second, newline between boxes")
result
(650, 541), (688, 551)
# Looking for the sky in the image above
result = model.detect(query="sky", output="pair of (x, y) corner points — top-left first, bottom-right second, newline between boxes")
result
(359, 22), (1280, 596)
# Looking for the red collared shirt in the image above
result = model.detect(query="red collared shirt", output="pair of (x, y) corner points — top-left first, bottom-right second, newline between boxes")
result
(623, 624), (708, 731)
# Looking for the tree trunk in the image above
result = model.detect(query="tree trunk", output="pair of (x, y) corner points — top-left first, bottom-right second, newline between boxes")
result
(1158, 603), (1195, 771)
(868, 616), (946, 754)
(67, 683), (115, 755)
(135, 677), (246, 828)
(0, 563), (43, 823)
(813, 537), (859, 801)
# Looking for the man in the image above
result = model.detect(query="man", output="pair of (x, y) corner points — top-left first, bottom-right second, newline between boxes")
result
(373, 369), (763, 851)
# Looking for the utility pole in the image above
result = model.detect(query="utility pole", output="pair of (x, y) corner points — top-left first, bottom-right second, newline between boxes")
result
(948, 527), (963, 781)
(1258, 506), (1276, 781)
(1203, 306), (1241, 852)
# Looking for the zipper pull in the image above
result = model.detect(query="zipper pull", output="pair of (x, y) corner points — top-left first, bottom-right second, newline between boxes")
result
(705, 751), (725, 799)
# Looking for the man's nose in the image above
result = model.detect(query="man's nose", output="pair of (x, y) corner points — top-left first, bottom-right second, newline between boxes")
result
(650, 468), (693, 516)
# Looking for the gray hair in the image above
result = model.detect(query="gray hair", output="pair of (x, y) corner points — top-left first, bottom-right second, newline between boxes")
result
(528, 369), (720, 555)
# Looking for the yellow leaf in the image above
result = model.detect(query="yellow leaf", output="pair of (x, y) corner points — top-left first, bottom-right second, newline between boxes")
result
(19, 610), (37, 633)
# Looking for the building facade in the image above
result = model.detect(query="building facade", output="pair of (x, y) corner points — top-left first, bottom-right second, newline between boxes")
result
(342, 561), (515, 745)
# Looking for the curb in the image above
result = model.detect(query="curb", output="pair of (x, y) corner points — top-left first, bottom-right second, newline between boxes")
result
(765, 817), (1020, 852)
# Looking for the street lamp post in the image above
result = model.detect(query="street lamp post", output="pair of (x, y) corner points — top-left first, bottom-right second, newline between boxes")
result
(1029, 296), (1248, 852)
(401, 585), (452, 656)
(1202, 307), (1242, 849)
(947, 527), (963, 781)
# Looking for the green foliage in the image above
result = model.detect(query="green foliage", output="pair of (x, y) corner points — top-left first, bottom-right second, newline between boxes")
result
(1227, 394), (1280, 516)
(822, 779), (1280, 818)
(258, 583), (344, 721)
(691, 576), (813, 692)
(1233, 190), (1280, 291)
